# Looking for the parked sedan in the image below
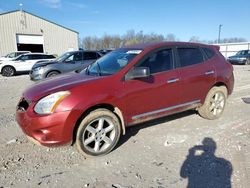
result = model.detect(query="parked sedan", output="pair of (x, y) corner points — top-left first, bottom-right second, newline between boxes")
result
(30, 50), (102, 81)
(227, 50), (250, 65)
(0, 53), (56, 77)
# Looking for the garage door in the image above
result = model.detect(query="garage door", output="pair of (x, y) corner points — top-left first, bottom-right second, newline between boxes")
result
(16, 34), (44, 53)
(16, 35), (43, 44)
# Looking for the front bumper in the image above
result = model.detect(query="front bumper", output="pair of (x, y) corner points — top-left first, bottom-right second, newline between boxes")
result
(16, 98), (81, 146)
(29, 70), (44, 81)
(228, 59), (247, 64)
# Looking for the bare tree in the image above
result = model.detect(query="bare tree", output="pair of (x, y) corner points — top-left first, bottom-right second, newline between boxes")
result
(165, 33), (177, 41)
(82, 37), (93, 50)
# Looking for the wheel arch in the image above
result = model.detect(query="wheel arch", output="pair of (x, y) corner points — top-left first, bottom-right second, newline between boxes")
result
(212, 82), (228, 95)
(1, 65), (16, 73)
(46, 70), (61, 77)
(71, 103), (126, 145)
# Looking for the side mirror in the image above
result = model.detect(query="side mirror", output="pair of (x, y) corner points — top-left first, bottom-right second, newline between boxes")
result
(125, 67), (150, 80)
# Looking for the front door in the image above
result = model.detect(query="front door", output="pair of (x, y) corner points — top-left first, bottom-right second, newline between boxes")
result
(124, 48), (182, 125)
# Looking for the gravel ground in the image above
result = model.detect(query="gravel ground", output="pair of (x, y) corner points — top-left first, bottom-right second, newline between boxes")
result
(0, 66), (250, 188)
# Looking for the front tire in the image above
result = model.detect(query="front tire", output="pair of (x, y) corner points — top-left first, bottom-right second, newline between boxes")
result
(46, 71), (59, 78)
(245, 59), (250, 65)
(1, 66), (15, 77)
(75, 109), (121, 157)
(198, 86), (227, 120)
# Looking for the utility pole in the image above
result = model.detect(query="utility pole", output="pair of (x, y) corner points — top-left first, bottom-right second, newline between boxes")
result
(218, 24), (223, 44)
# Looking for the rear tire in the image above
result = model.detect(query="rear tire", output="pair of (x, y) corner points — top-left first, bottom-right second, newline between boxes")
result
(75, 109), (121, 157)
(46, 71), (59, 78)
(245, 59), (250, 65)
(198, 86), (227, 120)
(1, 66), (15, 77)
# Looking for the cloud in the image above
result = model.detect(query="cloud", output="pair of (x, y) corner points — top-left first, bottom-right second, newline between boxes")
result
(43, 0), (61, 9)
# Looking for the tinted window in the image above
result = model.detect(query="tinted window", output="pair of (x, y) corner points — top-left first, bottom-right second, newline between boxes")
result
(177, 48), (204, 67)
(84, 52), (97, 60)
(20, 55), (31, 60)
(65, 52), (83, 62)
(137, 49), (173, 74)
(203, 48), (215, 59)
(30, 55), (44, 59)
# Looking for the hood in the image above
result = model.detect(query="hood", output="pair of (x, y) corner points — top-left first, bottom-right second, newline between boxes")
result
(23, 72), (100, 101)
(33, 60), (58, 69)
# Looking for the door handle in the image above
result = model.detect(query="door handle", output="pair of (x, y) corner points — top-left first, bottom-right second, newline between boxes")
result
(205, 70), (215, 75)
(167, 78), (179, 84)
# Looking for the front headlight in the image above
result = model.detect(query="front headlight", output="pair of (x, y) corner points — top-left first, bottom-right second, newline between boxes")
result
(33, 66), (44, 74)
(34, 91), (70, 114)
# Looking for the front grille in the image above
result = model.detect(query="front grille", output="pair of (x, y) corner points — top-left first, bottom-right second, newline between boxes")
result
(17, 98), (30, 111)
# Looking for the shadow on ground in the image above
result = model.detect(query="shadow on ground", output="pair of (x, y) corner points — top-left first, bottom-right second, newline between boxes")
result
(116, 110), (196, 149)
(180, 137), (233, 188)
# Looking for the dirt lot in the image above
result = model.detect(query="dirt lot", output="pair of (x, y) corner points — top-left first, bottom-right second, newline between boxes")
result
(0, 65), (250, 188)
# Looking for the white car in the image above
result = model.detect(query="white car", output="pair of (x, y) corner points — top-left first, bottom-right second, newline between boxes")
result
(0, 51), (31, 61)
(0, 53), (56, 77)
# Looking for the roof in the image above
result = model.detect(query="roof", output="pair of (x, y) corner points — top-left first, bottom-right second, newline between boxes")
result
(0, 10), (78, 34)
(125, 42), (216, 50)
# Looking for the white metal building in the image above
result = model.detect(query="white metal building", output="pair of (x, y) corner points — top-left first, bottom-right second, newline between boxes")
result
(0, 10), (79, 56)
(216, 42), (250, 58)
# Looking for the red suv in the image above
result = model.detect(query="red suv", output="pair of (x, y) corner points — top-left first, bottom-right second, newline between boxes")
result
(16, 42), (234, 157)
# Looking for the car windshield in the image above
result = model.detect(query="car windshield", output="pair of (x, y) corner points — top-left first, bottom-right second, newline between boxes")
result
(14, 54), (25, 60)
(56, 52), (73, 62)
(236, 50), (247, 55)
(86, 49), (142, 76)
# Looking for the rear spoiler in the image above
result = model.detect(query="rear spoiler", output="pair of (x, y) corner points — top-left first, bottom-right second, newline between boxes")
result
(209, 45), (220, 51)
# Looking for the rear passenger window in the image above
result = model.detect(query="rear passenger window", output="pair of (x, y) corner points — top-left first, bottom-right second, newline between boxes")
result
(203, 48), (215, 59)
(177, 48), (204, 67)
(137, 49), (173, 74)
(84, 52), (97, 60)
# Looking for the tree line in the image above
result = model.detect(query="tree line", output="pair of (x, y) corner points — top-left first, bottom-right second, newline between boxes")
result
(80, 30), (247, 50)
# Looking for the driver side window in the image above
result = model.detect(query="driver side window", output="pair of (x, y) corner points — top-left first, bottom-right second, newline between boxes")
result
(137, 49), (174, 74)
(65, 54), (74, 62)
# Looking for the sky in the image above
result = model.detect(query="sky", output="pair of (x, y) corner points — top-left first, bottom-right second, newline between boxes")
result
(0, 0), (250, 41)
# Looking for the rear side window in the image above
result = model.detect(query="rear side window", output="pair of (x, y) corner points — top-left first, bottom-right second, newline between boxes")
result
(84, 52), (98, 60)
(177, 48), (204, 67)
(20, 55), (30, 60)
(203, 48), (215, 59)
(137, 49), (173, 74)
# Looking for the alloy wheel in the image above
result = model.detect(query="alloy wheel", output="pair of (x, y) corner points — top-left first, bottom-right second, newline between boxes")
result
(82, 117), (116, 154)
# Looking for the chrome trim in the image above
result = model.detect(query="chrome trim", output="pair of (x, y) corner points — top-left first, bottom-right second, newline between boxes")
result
(205, 70), (215, 75)
(167, 78), (179, 84)
(132, 99), (201, 120)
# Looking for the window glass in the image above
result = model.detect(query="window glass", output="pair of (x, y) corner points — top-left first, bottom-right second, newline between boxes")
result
(31, 55), (44, 59)
(65, 54), (74, 62)
(73, 52), (83, 61)
(20, 55), (30, 61)
(177, 48), (204, 67)
(87, 49), (140, 75)
(137, 49), (173, 74)
(203, 48), (215, 59)
(8, 52), (16, 58)
(84, 52), (97, 60)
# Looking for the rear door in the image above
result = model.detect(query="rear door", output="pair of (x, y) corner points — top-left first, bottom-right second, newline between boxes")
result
(124, 47), (182, 124)
(176, 46), (216, 104)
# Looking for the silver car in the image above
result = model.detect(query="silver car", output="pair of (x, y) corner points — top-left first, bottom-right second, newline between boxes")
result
(30, 50), (102, 81)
